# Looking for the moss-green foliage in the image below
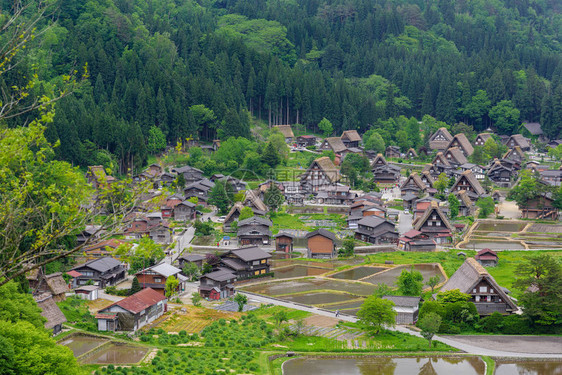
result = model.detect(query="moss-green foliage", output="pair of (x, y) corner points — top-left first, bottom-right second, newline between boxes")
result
(57, 297), (97, 331)
(201, 315), (275, 348)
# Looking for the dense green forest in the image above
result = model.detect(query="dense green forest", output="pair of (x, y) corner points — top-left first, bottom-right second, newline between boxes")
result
(5, 0), (562, 173)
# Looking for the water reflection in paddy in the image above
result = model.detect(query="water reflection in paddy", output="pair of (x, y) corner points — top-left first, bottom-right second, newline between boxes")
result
(330, 266), (386, 280)
(283, 356), (485, 375)
(361, 264), (445, 286)
(242, 278), (375, 296)
(273, 265), (330, 279)
(495, 361), (562, 375)
(83, 344), (148, 364)
(281, 292), (358, 305)
(60, 334), (108, 357)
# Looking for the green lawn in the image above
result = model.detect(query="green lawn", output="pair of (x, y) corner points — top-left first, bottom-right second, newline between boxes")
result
(364, 249), (562, 297)
(364, 249), (473, 277)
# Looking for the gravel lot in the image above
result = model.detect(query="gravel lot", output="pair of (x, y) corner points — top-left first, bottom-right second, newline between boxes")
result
(443, 335), (562, 354)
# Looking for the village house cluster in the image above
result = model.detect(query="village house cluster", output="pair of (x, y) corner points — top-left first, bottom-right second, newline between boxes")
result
(29, 121), (562, 334)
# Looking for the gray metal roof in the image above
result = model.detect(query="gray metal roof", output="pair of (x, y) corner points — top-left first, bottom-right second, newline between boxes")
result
(230, 246), (272, 262)
(201, 269), (236, 282)
(383, 295), (421, 308)
(147, 263), (182, 277)
(73, 257), (122, 273)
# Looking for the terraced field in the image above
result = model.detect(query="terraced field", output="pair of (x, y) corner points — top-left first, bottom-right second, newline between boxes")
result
(158, 306), (241, 333)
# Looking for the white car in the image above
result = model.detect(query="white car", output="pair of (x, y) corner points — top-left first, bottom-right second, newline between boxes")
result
(404, 209), (409, 214)
(217, 216), (226, 223)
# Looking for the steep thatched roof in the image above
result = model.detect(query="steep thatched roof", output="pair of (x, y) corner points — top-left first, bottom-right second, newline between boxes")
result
(34, 293), (66, 329)
(407, 148), (418, 157)
(475, 133), (493, 144)
(432, 152), (451, 167)
(507, 134), (531, 149)
(439, 258), (517, 311)
(451, 170), (486, 196)
(341, 130), (362, 142)
(523, 122), (543, 136)
(456, 190), (473, 208)
(244, 189), (268, 212)
(370, 153), (388, 168)
(445, 147), (469, 165)
(274, 125), (294, 138)
(429, 127), (453, 150)
(44, 273), (70, 296)
(448, 133), (474, 156)
(414, 201), (454, 232)
(305, 156), (340, 183)
(421, 171), (435, 187)
(322, 137), (347, 153)
(503, 146), (525, 160)
(401, 172), (427, 191)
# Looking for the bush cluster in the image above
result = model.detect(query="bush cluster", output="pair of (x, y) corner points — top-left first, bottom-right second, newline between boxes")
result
(200, 315), (275, 348)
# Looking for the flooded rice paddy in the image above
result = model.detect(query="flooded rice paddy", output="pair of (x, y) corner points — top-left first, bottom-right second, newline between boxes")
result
(495, 361), (562, 375)
(329, 266), (386, 280)
(272, 265), (330, 279)
(281, 292), (358, 305)
(60, 334), (108, 357)
(242, 263), (446, 314)
(243, 278), (375, 296)
(82, 343), (148, 364)
(475, 222), (526, 232)
(283, 356), (485, 375)
(461, 240), (526, 250)
(360, 264), (444, 286)
(60, 333), (148, 364)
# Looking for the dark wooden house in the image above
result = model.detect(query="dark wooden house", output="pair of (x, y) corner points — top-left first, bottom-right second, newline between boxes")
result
(296, 135), (316, 147)
(385, 145), (401, 158)
(354, 216), (398, 244)
(237, 216), (273, 246)
(274, 232), (295, 253)
(519, 193), (558, 220)
(198, 270), (236, 300)
(487, 160), (513, 187)
(70, 257), (126, 288)
(172, 165), (205, 185)
(178, 254), (205, 270)
(220, 246), (272, 279)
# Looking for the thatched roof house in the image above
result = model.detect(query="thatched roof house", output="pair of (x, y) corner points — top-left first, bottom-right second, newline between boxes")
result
(439, 258), (517, 315)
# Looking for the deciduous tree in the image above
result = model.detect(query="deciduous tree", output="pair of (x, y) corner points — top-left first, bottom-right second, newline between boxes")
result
(357, 296), (396, 334)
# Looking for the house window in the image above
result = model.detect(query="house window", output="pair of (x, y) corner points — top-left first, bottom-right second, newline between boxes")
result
(436, 221), (441, 226)
(261, 259), (266, 264)
(154, 277), (162, 283)
(479, 286), (487, 293)
(475, 296), (480, 302)
(254, 270), (260, 275)
(472, 288), (477, 293)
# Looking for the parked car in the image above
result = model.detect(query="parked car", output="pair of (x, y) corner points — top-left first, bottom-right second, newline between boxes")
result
(217, 216), (226, 223)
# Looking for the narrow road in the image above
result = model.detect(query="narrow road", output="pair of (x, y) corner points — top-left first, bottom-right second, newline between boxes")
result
(240, 291), (562, 358)
(166, 208), (217, 264)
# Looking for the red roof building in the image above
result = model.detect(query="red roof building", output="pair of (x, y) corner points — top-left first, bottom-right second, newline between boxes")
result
(96, 288), (167, 332)
(475, 248), (498, 267)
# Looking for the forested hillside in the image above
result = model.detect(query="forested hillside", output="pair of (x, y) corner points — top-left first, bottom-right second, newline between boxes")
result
(5, 0), (562, 172)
